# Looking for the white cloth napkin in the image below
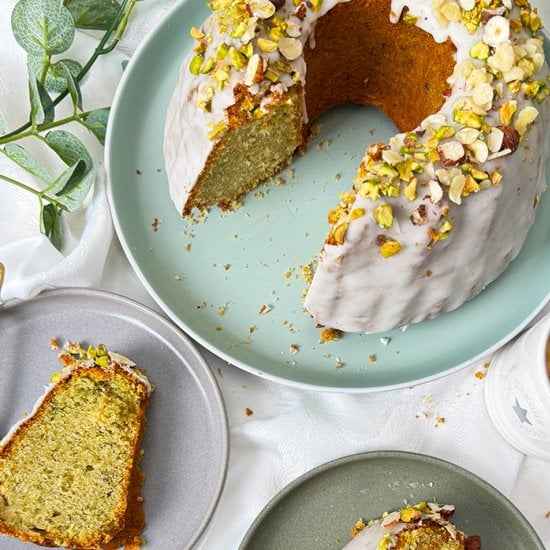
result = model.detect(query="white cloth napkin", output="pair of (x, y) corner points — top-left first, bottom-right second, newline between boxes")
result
(1, 0), (549, 549)
(0, 0), (173, 300)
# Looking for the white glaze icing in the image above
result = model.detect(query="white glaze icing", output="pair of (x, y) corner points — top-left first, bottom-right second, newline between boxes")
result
(164, 0), (550, 334)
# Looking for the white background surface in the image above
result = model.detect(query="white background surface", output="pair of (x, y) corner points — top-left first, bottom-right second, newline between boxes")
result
(1, 0), (549, 548)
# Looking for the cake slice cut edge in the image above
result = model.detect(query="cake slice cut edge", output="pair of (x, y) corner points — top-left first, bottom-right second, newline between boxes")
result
(0, 343), (153, 549)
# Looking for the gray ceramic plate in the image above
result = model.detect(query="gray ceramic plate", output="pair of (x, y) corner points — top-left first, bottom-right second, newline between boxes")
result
(0, 288), (228, 550)
(240, 451), (543, 550)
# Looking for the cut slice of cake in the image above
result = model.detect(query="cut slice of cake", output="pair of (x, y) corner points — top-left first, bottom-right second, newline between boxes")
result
(0, 343), (152, 549)
(343, 502), (481, 550)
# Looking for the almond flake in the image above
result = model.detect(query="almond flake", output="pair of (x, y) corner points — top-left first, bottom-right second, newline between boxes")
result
(421, 114), (447, 130)
(488, 42), (515, 73)
(278, 37), (303, 61)
(488, 148), (512, 161)
(483, 15), (510, 48)
(429, 180), (443, 204)
(449, 174), (466, 204)
(456, 128), (480, 145)
(244, 54), (264, 86)
(250, 0), (275, 19)
(514, 106), (539, 135)
(459, 0), (475, 10)
(439, 141), (465, 165)
(468, 139), (489, 163)
(286, 21), (302, 38)
(440, 1), (461, 23)
(381, 149), (403, 166)
(472, 82), (494, 108)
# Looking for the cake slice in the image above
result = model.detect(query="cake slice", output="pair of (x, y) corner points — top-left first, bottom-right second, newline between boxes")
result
(0, 343), (152, 549)
(343, 502), (480, 550)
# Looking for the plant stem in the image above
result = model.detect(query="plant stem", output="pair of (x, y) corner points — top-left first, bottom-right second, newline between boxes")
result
(0, 107), (110, 145)
(0, 174), (68, 210)
(0, 0), (133, 141)
(115, 0), (136, 41)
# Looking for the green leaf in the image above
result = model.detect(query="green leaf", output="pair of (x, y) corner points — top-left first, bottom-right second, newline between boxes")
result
(0, 115), (5, 135)
(3, 144), (53, 184)
(12, 0), (75, 56)
(80, 108), (109, 145)
(28, 55), (82, 93)
(59, 61), (82, 111)
(48, 158), (86, 196)
(45, 129), (92, 171)
(57, 168), (94, 212)
(41, 202), (63, 250)
(45, 130), (94, 211)
(28, 68), (54, 126)
(65, 0), (121, 30)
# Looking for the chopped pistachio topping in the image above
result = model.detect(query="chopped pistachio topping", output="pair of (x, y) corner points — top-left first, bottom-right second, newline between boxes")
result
(331, 222), (348, 245)
(373, 204), (394, 229)
(380, 239), (401, 258)
(403, 13), (418, 25)
(189, 54), (204, 75)
(400, 507), (422, 522)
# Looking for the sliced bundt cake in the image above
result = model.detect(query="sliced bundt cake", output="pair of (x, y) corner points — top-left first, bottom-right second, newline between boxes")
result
(0, 343), (152, 549)
(343, 502), (481, 549)
(164, 0), (550, 333)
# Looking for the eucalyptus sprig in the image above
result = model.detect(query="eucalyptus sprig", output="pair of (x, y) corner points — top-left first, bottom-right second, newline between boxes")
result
(0, 0), (137, 250)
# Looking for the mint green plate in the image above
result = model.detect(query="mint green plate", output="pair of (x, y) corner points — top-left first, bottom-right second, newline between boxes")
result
(239, 451), (544, 549)
(106, 1), (550, 391)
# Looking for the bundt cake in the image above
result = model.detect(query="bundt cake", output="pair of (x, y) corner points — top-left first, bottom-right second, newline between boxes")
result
(0, 343), (152, 549)
(342, 502), (480, 549)
(164, 0), (550, 333)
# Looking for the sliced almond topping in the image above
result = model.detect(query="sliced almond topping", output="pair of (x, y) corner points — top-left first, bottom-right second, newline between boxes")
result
(244, 54), (264, 86)
(449, 174), (466, 204)
(421, 114), (447, 131)
(439, 141), (465, 166)
(278, 37), (303, 61)
(502, 66), (525, 84)
(456, 128), (480, 145)
(472, 82), (494, 108)
(483, 15), (510, 48)
(429, 179), (443, 204)
(381, 149), (403, 166)
(459, 0), (475, 11)
(250, 0), (276, 19)
(440, 1), (461, 23)
(468, 139), (489, 163)
(381, 511), (401, 527)
(514, 106), (539, 135)
(488, 42), (515, 73)
(286, 20), (302, 37)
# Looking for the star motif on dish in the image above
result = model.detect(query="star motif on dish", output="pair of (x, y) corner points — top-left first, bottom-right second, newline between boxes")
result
(512, 398), (531, 425)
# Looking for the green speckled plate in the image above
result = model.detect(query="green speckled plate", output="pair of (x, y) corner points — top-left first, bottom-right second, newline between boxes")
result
(106, 1), (550, 391)
(239, 451), (544, 549)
